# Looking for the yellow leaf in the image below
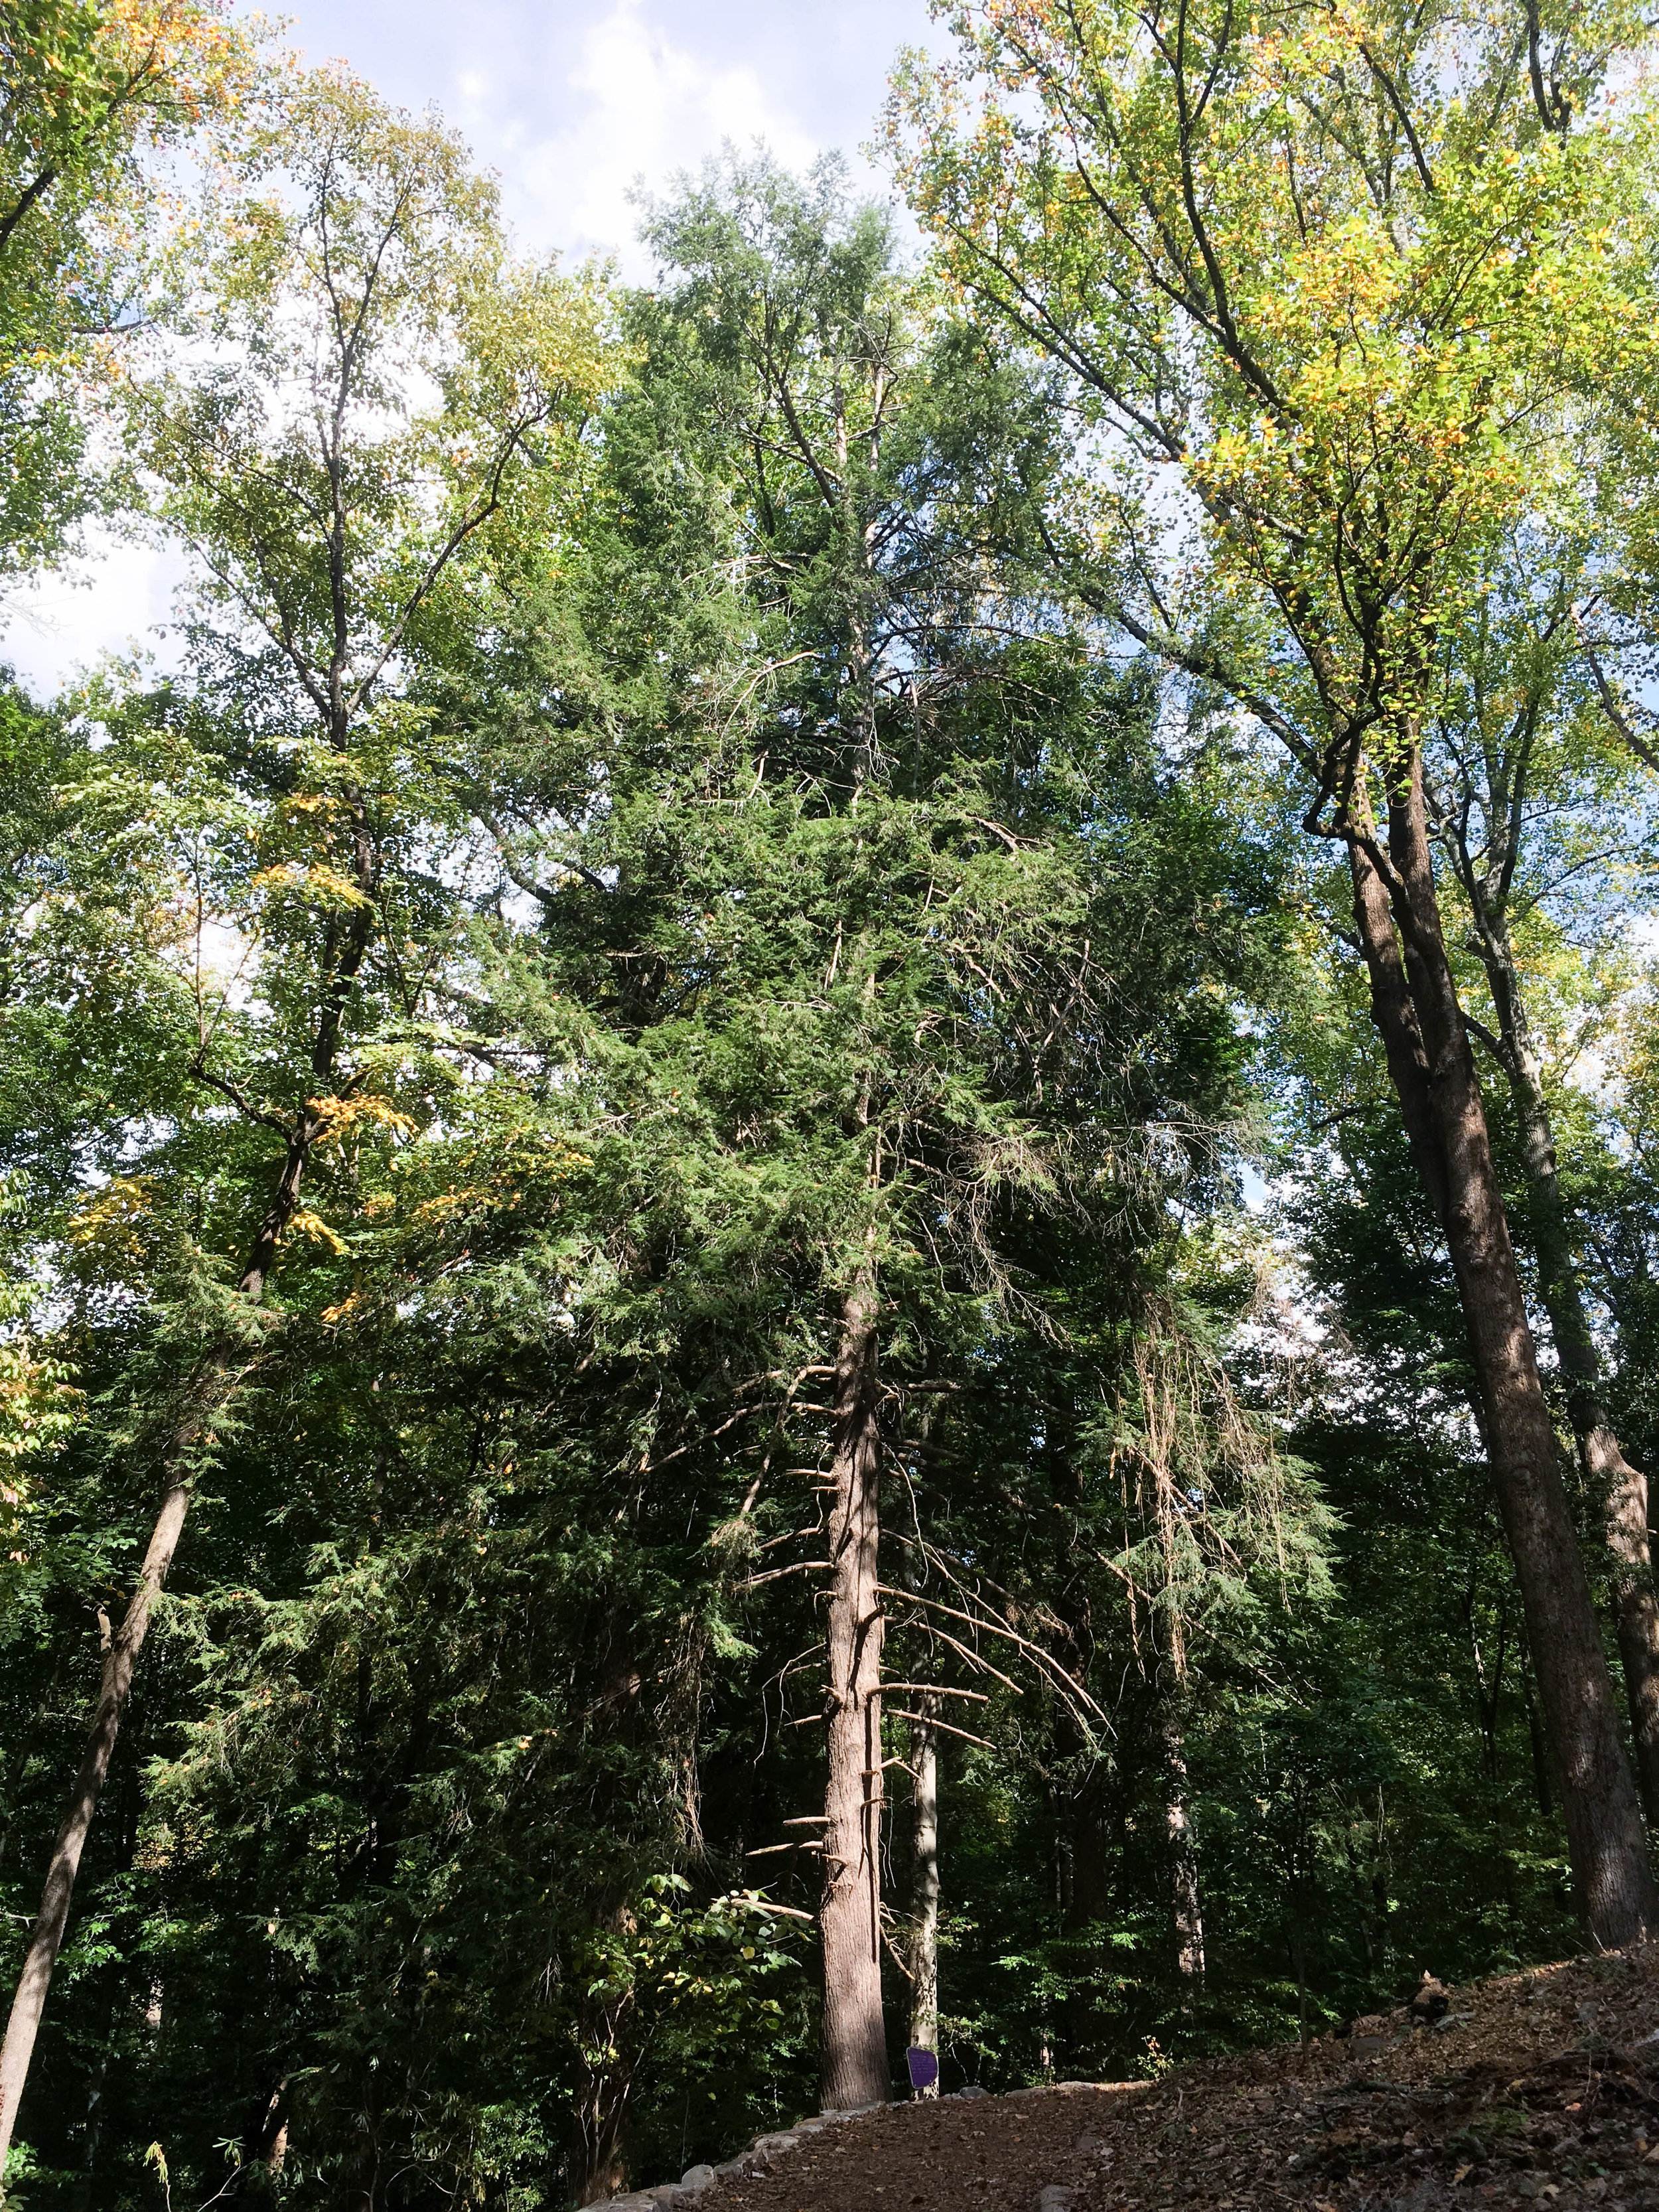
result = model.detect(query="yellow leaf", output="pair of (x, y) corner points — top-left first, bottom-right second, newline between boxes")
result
(288, 1209), (346, 1255)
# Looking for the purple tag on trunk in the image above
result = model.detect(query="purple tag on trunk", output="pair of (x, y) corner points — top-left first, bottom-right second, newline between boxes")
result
(906, 2046), (939, 2093)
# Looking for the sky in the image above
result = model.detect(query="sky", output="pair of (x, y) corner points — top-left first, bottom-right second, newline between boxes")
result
(0, 0), (936, 697)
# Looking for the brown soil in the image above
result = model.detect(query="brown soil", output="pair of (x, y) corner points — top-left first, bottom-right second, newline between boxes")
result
(696, 1947), (1659, 2212)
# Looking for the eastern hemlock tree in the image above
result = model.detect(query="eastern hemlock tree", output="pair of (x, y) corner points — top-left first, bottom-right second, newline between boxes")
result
(443, 153), (1319, 2139)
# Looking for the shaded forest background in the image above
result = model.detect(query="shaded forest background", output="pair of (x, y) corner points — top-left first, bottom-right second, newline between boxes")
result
(5, 0), (1659, 2203)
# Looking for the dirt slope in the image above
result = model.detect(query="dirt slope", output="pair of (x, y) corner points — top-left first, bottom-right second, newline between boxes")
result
(683, 1946), (1659, 2212)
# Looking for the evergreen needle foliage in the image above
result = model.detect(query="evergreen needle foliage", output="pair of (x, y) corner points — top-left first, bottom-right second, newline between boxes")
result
(3, 9), (1659, 2207)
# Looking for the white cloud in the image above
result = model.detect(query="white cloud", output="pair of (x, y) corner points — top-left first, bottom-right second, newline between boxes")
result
(504, 0), (820, 274)
(1, 532), (185, 703)
(0, 0), (847, 696)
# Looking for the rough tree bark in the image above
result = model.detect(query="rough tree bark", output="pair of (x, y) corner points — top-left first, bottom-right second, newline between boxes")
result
(1523, 1657), (1555, 1818)
(0, 1478), (190, 2170)
(1342, 758), (1656, 1945)
(1467, 897), (1659, 1826)
(250, 2078), (290, 2179)
(1347, 837), (1449, 1222)
(820, 1274), (889, 2112)
(1156, 1692), (1205, 1986)
(571, 2002), (634, 2205)
(908, 1696), (940, 2091)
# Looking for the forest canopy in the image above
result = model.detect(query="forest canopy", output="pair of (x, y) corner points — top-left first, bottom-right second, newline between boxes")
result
(4, 1), (1659, 2204)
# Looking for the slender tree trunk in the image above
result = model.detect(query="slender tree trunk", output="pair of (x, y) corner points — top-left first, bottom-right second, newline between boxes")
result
(820, 1274), (889, 2112)
(1367, 1787), (1391, 1978)
(1289, 1923), (1310, 2046)
(908, 1697), (939, 2091)
(1474, 916), (1659, 1826)
(1156, 1694), (1205, 1986)
(1461, 1580), (1509, 1786)
(1605, 1450), (1659, 1826)
(1342, 760), (1656, 1945)
(0, 1478), (186, 2171)
(0, 832), (374, 2170)
(0, 1126), (321, 2172)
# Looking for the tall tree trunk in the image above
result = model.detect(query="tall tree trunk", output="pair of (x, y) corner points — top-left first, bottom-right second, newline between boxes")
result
(0, 836), (374, 2168)
(1156, 1692), (1205, 1986)
(0, 1122), (328, 2169)
(571, 2051), (632, 2205)
(1472, 911), (1659, 1826)
(0, 1475), (187, 2172)
(249, 2077), (290, 2181)
(1342, 759), (1656, 1945)
(908, 1697), (940, 2092)
(1347, 836), (1450, 1223)
(1522, 1655), (1554, 1818)
(820, 1274), (889, 2112)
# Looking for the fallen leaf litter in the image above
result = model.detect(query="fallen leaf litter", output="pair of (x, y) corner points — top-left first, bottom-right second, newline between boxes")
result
(640, 1946), (1659, 2212)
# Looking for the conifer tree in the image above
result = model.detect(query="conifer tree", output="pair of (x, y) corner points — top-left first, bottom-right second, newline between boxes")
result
(451, 151), (1316, 2132)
